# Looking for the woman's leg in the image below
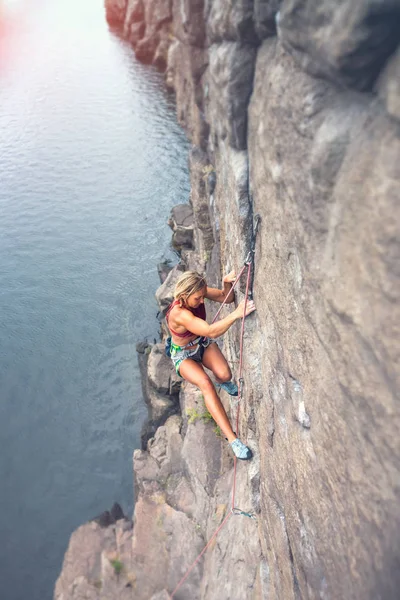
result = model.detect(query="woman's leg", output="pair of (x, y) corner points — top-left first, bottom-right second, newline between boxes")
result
(201, 342), (232, 383)
(179, 358), (236, 442)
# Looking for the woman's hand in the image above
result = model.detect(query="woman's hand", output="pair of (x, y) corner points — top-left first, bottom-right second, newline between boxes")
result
(223, 270), (236, 285)
(235, 299), (256, 318)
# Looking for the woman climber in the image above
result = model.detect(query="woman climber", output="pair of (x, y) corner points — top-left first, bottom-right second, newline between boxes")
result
(165, 270), (256, 460)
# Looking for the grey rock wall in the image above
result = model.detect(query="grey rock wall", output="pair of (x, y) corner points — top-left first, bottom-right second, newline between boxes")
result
(206, 0), (258, 44)
(246, 37), (400, 600)
(54, 513), (135, 600)
(206, 42), (257, 150)
(278, 0), (400, 91)
(59, 1), (400, 598)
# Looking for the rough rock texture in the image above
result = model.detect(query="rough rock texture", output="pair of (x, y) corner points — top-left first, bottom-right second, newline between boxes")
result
(54, 515), (135, 600)
(105, 0), (127, 26)
(129, 387), (262, 599)
(155, 263), (185, 315)
(206, 42), (257, 151)
(61, 2), (400, 599)
(172, 0), (206, 47)
(206, 0), (259, 44)
(167, 38), (209, 147)
(111, 0), (173, 68)
(254, 0), (282, 39)
(247, 38), (400, 600)
(136, 341), (181, 448)
(278, 0), (400, 91)
(188, 147), (215, 260)
(168, 203), (195, 251)
(378, 46), (400, 120)
(157, 259), (173, 283)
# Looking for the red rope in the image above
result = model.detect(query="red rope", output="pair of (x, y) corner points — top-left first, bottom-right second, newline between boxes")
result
(169, 262), (253, 599)
(168, 511), (232, 599)
(211, 263), (247, 325)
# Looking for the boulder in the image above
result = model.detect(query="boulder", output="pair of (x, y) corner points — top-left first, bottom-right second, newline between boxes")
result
(168, 203), (194, 228)
(142, 383), (180, 440)
(168, 204), (195, 250)
(136, 340), (150, 355)
(172, 227), (194, 250)
(147, 343), (181, 396)
(155, 264), (185, 314)
(278, 0), (400, 91)
(137, 341), (181, 449)
(157, 260), (173, 284)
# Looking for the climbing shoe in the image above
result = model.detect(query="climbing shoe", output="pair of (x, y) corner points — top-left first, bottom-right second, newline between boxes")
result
(217, 381), (238, 396)
(230, 438), (253, 460)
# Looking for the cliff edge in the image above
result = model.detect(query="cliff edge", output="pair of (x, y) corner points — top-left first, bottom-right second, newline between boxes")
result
(55, 1), (400, 598)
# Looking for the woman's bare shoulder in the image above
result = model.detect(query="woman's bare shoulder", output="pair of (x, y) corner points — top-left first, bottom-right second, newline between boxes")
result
(169, 304), (191, 324)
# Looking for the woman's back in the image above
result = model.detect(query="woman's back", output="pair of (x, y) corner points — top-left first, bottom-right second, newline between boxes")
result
(166, 300), (206, 343)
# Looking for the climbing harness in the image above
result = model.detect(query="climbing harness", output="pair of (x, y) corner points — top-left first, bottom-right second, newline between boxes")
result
(168, 214), (261, 599)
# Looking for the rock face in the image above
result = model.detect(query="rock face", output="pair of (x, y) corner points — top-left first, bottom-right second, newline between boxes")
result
(57, 1), (400, 599)
(278, 0), (400, 91)
(168, 203), (195, 251)
(105, 0), (127, 27)
(206, 42), (257, 151)
(247, 39), (400, 600)
(136, 340), (181, 448)
(54, 511), (135, 600)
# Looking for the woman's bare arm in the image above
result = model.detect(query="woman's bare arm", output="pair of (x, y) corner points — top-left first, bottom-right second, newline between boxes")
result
(176, 299), (255, 338)
(205, 270), (236, 304)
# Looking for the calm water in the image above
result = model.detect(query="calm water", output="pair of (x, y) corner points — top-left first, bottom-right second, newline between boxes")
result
(0, 1), (189, 599)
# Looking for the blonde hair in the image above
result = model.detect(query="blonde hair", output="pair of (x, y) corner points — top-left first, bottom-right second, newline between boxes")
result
(174, 271), (207, 305)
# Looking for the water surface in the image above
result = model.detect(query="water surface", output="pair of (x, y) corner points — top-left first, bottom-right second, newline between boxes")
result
(0, 1), (189, 599)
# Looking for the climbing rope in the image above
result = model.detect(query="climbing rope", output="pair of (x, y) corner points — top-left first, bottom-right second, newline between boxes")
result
(168, 215), (261, 599)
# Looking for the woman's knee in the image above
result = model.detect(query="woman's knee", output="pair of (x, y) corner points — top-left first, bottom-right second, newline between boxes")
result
(214, 365), (232, 382)
(197, 375), (215, 394)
